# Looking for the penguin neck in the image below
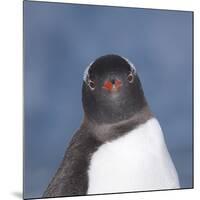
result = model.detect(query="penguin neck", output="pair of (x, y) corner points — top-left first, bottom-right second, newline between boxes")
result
(83, 105), (153, 143)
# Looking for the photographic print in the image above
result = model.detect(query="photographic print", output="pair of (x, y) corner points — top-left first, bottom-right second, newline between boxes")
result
(23, 1), (193, 199)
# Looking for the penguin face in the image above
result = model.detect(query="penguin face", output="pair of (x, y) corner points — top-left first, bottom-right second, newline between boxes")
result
(82, 55), (147, 124)
(84, 55), (136, 97)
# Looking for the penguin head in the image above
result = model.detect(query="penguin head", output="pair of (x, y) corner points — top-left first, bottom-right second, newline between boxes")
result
(82, 54), (148, 124)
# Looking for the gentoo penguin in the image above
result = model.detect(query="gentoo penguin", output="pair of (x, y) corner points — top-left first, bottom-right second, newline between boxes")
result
(43, 54), (180, 198)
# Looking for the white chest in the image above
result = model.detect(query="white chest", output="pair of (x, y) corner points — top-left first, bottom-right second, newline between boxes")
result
(87, 118), (179, 194)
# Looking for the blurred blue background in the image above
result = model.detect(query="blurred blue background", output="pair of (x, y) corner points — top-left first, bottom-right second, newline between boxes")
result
(24, 1), (193, 199)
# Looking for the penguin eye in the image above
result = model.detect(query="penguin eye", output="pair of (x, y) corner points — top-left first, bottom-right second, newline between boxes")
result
(127, 72), (134, 83)
(88, 80), (95, 90)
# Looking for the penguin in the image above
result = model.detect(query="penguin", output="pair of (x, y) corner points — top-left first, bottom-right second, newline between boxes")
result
(43, 54), (180, 198)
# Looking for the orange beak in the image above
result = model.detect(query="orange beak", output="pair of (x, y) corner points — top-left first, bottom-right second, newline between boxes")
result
(102, 79), (122, 92)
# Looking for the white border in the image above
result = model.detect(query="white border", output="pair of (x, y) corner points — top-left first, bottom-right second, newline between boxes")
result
(0, 0), (199, 200)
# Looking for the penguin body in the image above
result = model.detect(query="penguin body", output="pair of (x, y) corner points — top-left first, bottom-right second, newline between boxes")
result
(43, 55), (180, 198)
(87, 117), (179, 194)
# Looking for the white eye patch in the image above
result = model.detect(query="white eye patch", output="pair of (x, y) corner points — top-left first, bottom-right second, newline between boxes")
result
(121, 56), (137, 74)
(83, 61), (94, 82)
